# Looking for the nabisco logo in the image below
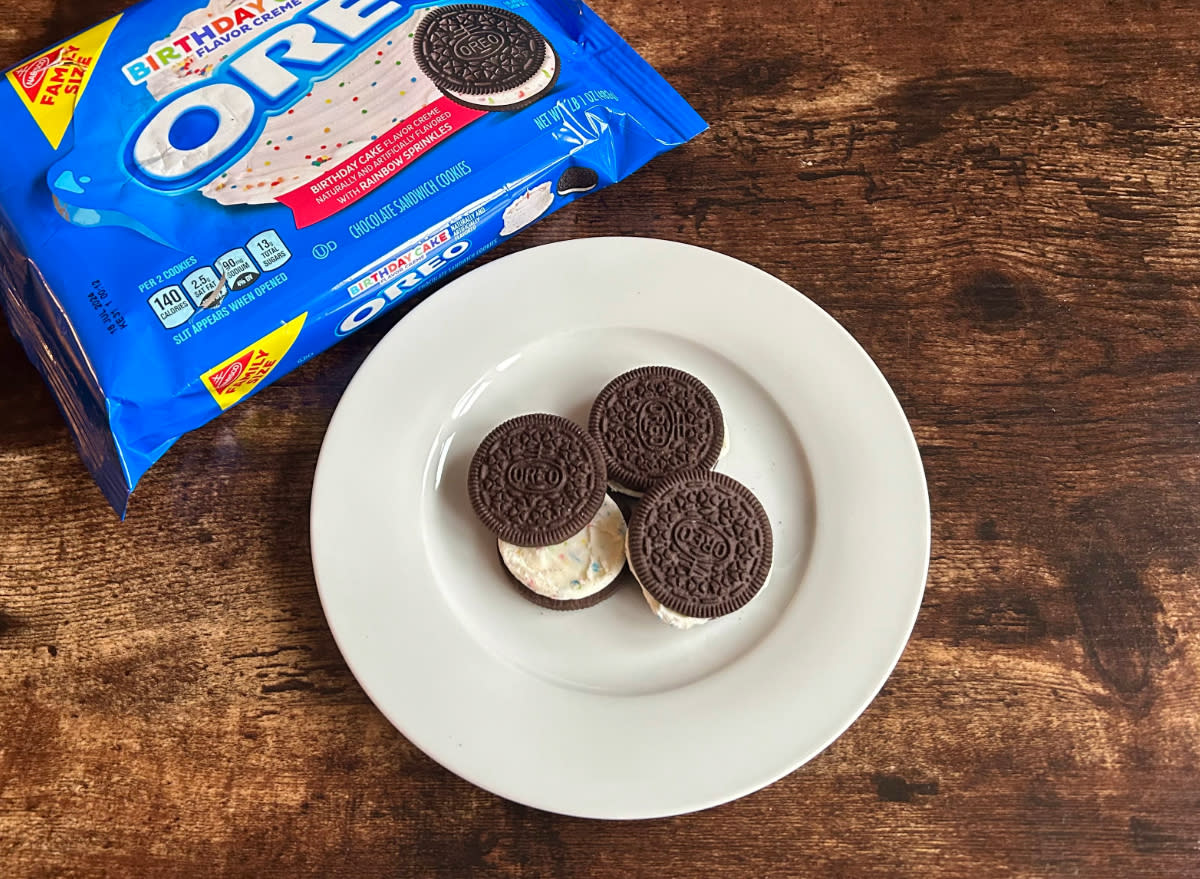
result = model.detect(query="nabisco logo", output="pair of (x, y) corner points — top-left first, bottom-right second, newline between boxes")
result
(200, 313), (305, 410)
(18, 57), (52, 89)
(12, 49), (62, 101)
(208, 351), (254, 393)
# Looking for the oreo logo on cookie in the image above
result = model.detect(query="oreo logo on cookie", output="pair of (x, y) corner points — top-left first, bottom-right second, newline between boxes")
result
(637, 398), (682, 449)
(505, 458), (565, 493)
(453, 30), (505, 62)
(671, 518), (732, 563)
(468, 413), (608, 546)
(627, 469), (773, 619)
(589, 366), (725, 495)
(415, 4), (561, 113)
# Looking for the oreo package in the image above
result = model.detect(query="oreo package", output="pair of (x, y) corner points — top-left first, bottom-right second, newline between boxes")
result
(0, 0), (705, 515)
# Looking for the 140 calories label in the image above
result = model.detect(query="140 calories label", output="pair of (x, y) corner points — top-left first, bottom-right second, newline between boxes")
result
(146, 285), (192, 329)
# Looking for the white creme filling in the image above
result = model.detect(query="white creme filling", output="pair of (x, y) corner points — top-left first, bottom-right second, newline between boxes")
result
(608, 418), (730, 498)
(499, 495), (627, 601)
(640, 586), (709, 630)
(557, 181), (597, 195)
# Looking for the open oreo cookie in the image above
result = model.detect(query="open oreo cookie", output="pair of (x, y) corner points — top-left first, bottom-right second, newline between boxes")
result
(496, 494), (628, 611)
(589, 366), (725, 495)
(626, 469), (773, 624)
(414, 4), (561, 112)
(468, 413), (608, 547)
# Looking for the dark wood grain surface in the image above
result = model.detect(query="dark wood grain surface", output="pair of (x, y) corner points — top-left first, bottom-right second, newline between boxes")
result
(3, 0), (1199, 876)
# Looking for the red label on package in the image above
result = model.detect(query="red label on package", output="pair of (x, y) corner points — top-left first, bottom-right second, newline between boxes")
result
(278, 97), (486, 227)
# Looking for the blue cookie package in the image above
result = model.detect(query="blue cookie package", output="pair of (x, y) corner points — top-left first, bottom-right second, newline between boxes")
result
(0, 0), (705, 515)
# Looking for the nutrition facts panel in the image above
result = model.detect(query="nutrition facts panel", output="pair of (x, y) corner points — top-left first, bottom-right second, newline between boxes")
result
(147, 229), (293, 330)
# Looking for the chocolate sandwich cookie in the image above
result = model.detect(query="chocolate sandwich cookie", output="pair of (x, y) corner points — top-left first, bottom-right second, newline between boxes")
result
(468, 413), (608, 547)
(626, 469), (772, 628)
(415, 4), (561, 113)
(498, 494), (628, 610)
(589, 366), (725, 496)
(556, 166), (599, 196)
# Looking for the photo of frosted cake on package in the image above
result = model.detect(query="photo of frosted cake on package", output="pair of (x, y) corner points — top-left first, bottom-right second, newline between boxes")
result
(0, 0), (706, 514)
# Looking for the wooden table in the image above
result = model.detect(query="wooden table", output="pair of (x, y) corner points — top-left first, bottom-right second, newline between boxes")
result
(3, 0), (1199, 875)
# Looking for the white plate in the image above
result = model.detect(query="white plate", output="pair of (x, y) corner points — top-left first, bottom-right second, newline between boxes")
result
(310, 237), (929, 819)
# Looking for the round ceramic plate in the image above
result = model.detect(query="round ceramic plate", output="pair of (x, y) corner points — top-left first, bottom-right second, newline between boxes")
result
(310, 237), (929, 819)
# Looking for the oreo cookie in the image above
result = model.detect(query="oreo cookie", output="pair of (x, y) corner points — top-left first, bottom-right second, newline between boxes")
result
(414, 4), (561, 113)
(627, 469), (773, 622)
(589, 366), (725, 495)
(468, 413), (608, 547)
(556, 166), (599, 196)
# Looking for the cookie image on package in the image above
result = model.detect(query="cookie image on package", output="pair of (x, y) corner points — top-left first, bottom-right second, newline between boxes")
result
(468, 413), (609, 547)
(500, 181), (554, 236)
(626, 469), (773, 629)
(589, 366), (726, 496)
(497, 494), (628, 610)
(415, 4), (561, 112)
(556, 166), (599, 196)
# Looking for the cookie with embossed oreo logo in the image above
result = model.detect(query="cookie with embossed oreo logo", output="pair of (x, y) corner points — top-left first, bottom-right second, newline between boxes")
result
(468, 413), (608, 547)
(589, 366), (726, 496)
(626, 469), (772, 629)
(414, 4), (561, 113)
